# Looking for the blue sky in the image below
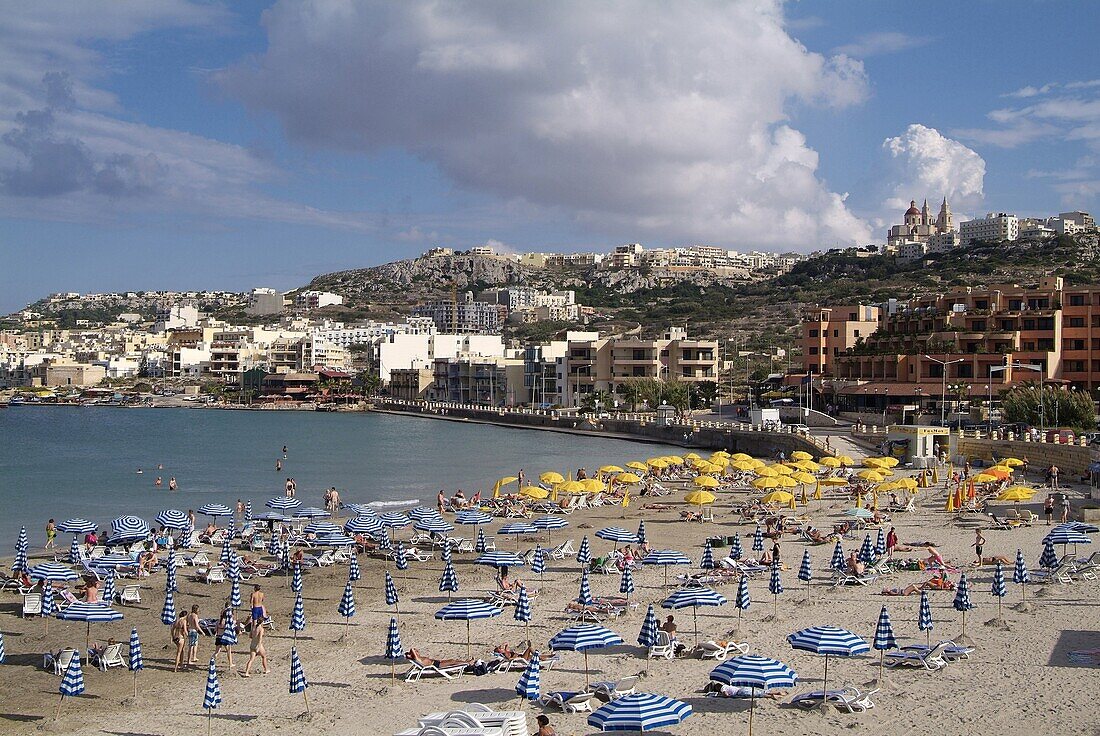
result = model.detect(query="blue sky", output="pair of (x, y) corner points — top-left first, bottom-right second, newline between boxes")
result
(1, 1), (1097, 313)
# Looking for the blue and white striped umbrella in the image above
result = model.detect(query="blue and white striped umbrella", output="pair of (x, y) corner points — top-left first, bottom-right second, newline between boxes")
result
(576, 536), (592, 565)
(830, 540), (845, 572)
(203, 656), (221, 710)
(41, 584), (56, 618)
(514, 585), (532, 625)
(710, 654), (798, 690)
(700, 540), (715, 571)
(531, 545), (546, 576)
(577, 569), (594, 606)
(875, 529), (887, 558)
(475, 528), (487, 553)
(549, 623), (624, 652)
(109, 516), (150, 544)
(379, 512), (411, 529)
(253, 511), (287, 523)
(1040, 538), (1059, 569)
(93, 553), (137, 569)
(341, 503), (374, 516)
(394, 544), (409, 571)
(636, 520), (647, 546)
(499, 522), (538, 536)
(596, 527), (639, 544)
(291, 562), (303, 593)
(619, 566), (635, 596)
(638, 605), (659, 647)
(1044, 528), (1092, 547)
(414, 518), (454, 534)
(435, 599), (503, 656)
(227, 554), (241, 582)
(337, 581), (356, 620)
(348, 554), (361, 583)
(290, 507), (330, 520)
(12, 526), (28, 573)
(377, 530), (393, 551)
(289, 592), (306, 636)
(992, 561), (1007, 599)
(197, 504), (233, 518)
(68, 535), (82, 564)
(161, 589), (177, 625)
(515, 650), (541, 700)
(29, 561), (79, 582)
(857, 534), (874, 563)
(873, 606), (897, 651)
(532, 516), (568, 531)
(219, 535), (232, 565)
(0, 631), (5, 663)
(407, 506), (438, 521)
(953, 573), (972, 612)
(729, 535), (743, 561)
(735, 575), (751, 611)
(59, 652), (85, 698)
(752, 526), (764, 552)
(128, 627), (143, 672)
(643, 550), (692, 566)
(798, 550), (813, 585)
(304, 521), (341, 536)
(587, 693), (692, 733)
(1013, 548), (1030, 585)
(165, 553), (178, 593)
(385, 616), (403, 663)
(438, 560), (459, 597)
(313, 533), (356, 548)
(662, 587), (727, 610)
(769, 563), (784, 597)
(229, 578), (242, 609)
(155, 509), (190, 530)
(289, 647), (308, 697)
(216, 607), (237, 646)
(440, 543), (452, 564)
(787, 626), (869, 657)
(267, 532), (281, 557)
(57, 518), (96, 534)
(384, 571), (399, 608)
(244, 501), (252, 523)
(455, 510), (493, 526)
(918, 590), (933, 633)
(1054, 521), (1099, 534)
(476, 551), (526, 568)
(57, 602), (125, 624)
(266, 497), (302, 511)
(101, 572), (116, 605)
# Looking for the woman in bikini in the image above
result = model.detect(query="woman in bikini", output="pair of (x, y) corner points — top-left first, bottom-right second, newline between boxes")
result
(171, 610), (189, 671)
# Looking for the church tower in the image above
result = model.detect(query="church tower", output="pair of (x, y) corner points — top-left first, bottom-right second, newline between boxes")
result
(936, 197), (954, 232)
(921, 199), (931, 227)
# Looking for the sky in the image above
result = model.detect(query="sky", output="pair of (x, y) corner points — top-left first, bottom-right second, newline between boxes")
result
(1, 0), (1098, 313)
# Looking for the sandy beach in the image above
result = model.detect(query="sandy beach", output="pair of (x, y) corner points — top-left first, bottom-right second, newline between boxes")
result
(2, 463), (1099, 736)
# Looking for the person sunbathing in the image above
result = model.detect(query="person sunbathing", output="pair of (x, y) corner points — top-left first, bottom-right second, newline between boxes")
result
(925, 546), (946, 568)
(979, 555), (1013, 566)
(704, 681), (786, 699)
(805, 527), (831, 544)
(846, 552), (866, 577)
(643, 503), (674, 510)
(493, 640), (534, 661)
(882, 572), (955, 595)
(680, 510), (702, 522)
(405, 648), (473, 669)
(832, 521), (853, 537)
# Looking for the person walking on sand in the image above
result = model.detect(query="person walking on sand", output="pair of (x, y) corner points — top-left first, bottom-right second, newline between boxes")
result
(171, 610), (189, 672)
(214, 601), (236, 671)
(1062, 497), (1071, 524)
(971, 529), (985, 566)
(45, 518), (56, 550)
(186, 604), (201, 666)
(240, 619), (269, 677)
(1044, 494), (1054, 525)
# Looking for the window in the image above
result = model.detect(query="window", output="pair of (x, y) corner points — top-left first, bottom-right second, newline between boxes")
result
(1037, 338), (1055, 350)
(971, 320), (986, 331)
(833, 329), (839, 338)
(809, 329), (819, 337)
(809, 347), (818, 355)
(1067, 361), (1085, 372)
(833, 347), (839, 355)
(975, 300), (988, 309)
(1037, 317), (1054, 330)
(1000, 319), (1014, 331)
(928, 364), (944, 378)
(1067, 339), (1086, 351)
(848, 313), (857, 320)
(1068, 317), (1085, 327)
(1023, 319), (1035, 330)
(1009, 300), (1023, 310)
(1093, 338), (1100, 351)
(854, 329), (861, 338)
(632, 349), (647, 360)
(957, 364), (974, 378)
(1069, 295), (1086, 306)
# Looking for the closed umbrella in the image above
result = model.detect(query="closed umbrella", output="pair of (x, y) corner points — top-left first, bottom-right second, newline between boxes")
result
(337, 580), (356, 635)
(710, 655), (797, 736)
(953, 573), (973, 638)
(291, 562), (303, 593)
(1013, 548), (1030, 602)
(41, 585), (56, 632)
(161, 589), (177, 625)
(875, 529), (886, 558)
(751, 526), (764, 552)
(637, 605), (659, 653)
(872, 606), (898, 682)
(576, 536), (592, 566)
(68, 535), (82, 565)
(700, 540), (715, 571)
(798, 550), (812, 592)
(662, 587), (726, 645)
(514, 584), (532, 639)
(12, 526), (28, 574)
(734, 575), (751, 632)
(768, 563), (783, 618)
(588, 693), (692, 733)
(57, 601), (124, 650)
(619, 566), (635, 602)
(438, 560), (459, 599)
(531, 545), (546, 580)
(128, 627), (143, 698)
(348, 553), (361, 584)
(101, 571), (116, 606)
(56, 651), (85, 720)
(830, 540), (845, 572)
(1039, 539), (1058, 570)
(918, 590), (933, 647)
(384, 571), (399, 614)
(515, 649), (541, 701)
(385, 617), (403, 683)
(786, 626), (869, 708)
(857, 535), (874, 564)
(548, 623), (623, 686)
(435, 599), (503, 658)
(165, 549), (178, 593)
(577, 569), (594, 606)
(289, 647), (310, 714)
(0, 630), (5, 663)
(475, 528), (487, 554)
(729, 535), (743, 561)
(202, 656), (221, 736)
(289, 592), (305, 642)
(636, 521), (647, 547)
(992, 561), (1007, 620)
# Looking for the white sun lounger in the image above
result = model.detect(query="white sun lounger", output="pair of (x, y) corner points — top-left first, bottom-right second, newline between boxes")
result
(791, 685), (878, 712)
(590, 675), (638, 701)
(404, 659), (468, 682)
(885, 641), (950, 671)
(696, 639), (750, 661)
(541, 691), (595, 713)
(418, 706), (525, 736)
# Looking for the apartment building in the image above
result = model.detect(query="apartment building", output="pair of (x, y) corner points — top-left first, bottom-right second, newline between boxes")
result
(801, 304), (881, 376)
(415, 292), (502, 334)
(960, 213), (1019, 246)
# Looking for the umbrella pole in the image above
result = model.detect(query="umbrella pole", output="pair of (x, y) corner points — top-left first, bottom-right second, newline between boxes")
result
(878, 649), (884, 684)
(692, 606), (699, 646)
(390, 661), (395, 684)
(207, 708), (211, 736)
(748, 691), (755, 736)
(87, 621), (91, 652)
(302, 690), (310, 715)
(467, 621), (472, 659)
(821, 654), (829, 706)
(134, 670), (138, 699)
(55, 694), (64, 720)
(584, 650), (590, 688)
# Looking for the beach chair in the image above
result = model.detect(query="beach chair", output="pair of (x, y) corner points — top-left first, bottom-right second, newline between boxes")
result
(88, 545), (107, 559)
(403, 658), (468, 682)
(987, 513), (1022, 530)
(91, 642), (126, 671)
(885, 641), (950, 671)
(547, 540), (575, 560)
(394, 727), (503, 736)
(81, 560), (104, 581)
(404, 548), (433, 563)
(315, 551), (336, 567)
(22, 592), (42, 618)
(590, 675), (638, 701)
(696, 640), (749, 661)
(188, 552), (210, 567)
(541, 691), (595, 713)
(831, 572), (878, 588)
(1, 573), (34, 594)
(791, 685), (878, 712)
(900, 640), (974, 661)
(44, 647), (78, 675)
(201, 565), (227, 585)
(452, 538), (475, 553)
(58, 588), (80, 609)
(417, 706), (525, 736)
(119, 585), (141, 605)
(1031, 561), (1075, 585)
(648, 630), (676, 660)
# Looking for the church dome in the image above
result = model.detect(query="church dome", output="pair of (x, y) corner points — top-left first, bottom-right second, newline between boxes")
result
(905, 201), (920, 216)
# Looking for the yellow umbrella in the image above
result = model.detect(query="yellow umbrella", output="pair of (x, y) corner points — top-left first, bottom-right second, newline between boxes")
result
(837, 455), (855, 466)
(626, 461), (648, 471)
(856, 470), (885, 482)
(557, 481), (587, 494)
(712, 450), (731, 458)
(791, 471), (816, 485)
(683, 453), (701, 461)
(768, 464), (794, 475)
(879, 457), (900, 468)
(616, 472), (642, 484)
(752, 477), (780, 489)
(539, 471), (565, 485)
(794, 460), (821, 473)
(877, 481), (897, 492)
(694, 476), (720, 489)
(710, 457), (730, 469)
(519, 485), (549, 499)
(878, 468), (894, 477)
(699, 462), (724, 474)
(685, 490), (717, 506)
(754, 466), (778, 478)
(749, 459), (767, 470)
(730, 453), (752, 462)
(599, 465), (625, 474)
(664, 456), (684, 465)
(729, 460), (756, 472)
(1002, 458), (1024, 467)
(990, 464), (1014, 474)
(974, 473), (999, 484)
(997, 487), (1035, 502)
(895, 477), (919, 489)
(581, 479), (605, 493)
(760, 490), (795, 505)
(647, 459), (669, 469)
(818, 477), (849, 487)
(775, 476), (798, 488)
(790, 451), (813, 461)
(492, 475), (519, 499)
(819, 457), (842, 468)
(863, 457), (888, 468)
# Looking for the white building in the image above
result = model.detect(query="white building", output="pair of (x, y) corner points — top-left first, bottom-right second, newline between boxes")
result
(960, 212), (1019, 246)
(295, 291), (343, 309)
(154, 303), (200, 333)
(377, 333), (505, 384)
(246, 288), (286, 316)
(895, 240), (928, 262)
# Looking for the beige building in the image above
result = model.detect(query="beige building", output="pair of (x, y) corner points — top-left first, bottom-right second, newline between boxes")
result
(44, 361), (106, 387)
(800, 304), (881, 376)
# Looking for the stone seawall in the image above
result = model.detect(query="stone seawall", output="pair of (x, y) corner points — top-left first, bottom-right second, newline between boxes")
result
(956, 437), (1096, 477)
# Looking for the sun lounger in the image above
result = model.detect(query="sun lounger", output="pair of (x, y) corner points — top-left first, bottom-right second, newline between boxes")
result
(188, 552), (210, 567)
(885, 641), (950, 671)
(90, 642), (126, 671)
(590, 675), (638, 701)
(1031, 561), (1075, 585)
(395, 726), (502, 736)
(541, 691), (595, 713)
(832, 572), (878, 587)
(791, 685), (878, 712)
(696, 640), (749, 661)
(987, 513), (1023, 530)
(547, 540), (575, 559)
(417, 706), (525, 736)
(88, 545), (107, 559)
(404, 658), (469, 682)
(648, 630), (676, 660)
(22, 592), (42, 618)
(900, 640), (974, 661)
(118, 585), (141, 605)
(44, 647), (79, 675)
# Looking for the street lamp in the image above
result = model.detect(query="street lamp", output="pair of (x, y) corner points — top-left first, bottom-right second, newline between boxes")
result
(1012, 362), (1045, 436)
(987, 364), (1010, 435)
(925, 355), (965, 426)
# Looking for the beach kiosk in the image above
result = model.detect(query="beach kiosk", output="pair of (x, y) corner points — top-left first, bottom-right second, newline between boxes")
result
(883, 425), (948, 468)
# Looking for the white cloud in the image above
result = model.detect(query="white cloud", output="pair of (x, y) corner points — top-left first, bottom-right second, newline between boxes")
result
(217, 0), (873, 249)
(832, 32), (930, 58)
(957, 82), (1100, 150)
(879, 124), (985, 215)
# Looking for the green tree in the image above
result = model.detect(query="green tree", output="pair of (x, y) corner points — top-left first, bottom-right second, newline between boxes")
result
(1002, 383), (1096, 430)
(579, 389), (613, 414)
(689, 380), (718, 409)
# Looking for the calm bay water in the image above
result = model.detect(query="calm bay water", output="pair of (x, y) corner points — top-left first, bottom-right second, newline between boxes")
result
(0, 406), (680, 545)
